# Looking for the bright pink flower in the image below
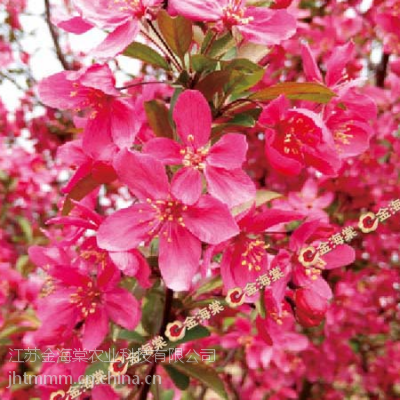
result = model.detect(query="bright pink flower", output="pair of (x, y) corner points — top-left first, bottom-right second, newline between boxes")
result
(38, 64), (138, 159)
(69, 0), (163, 57)
(144, 90), (255, 207)
(259, 95), (341, 176)
(169, 0), (296, 46)
(218, 206), (302, 290)
(31, 258), (141, 349)
(57, 138), (117, 197)
(301, 42), (376, 158)
(46, 200), (152, 287)
(273, 178), (334, 222)
(289, 219), (356, 300)
(295, 287), (329, 327)
(97, 150), (239, 291)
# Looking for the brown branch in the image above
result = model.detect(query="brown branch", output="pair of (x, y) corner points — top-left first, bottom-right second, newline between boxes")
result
(299, 379), (313, 400)
(138, 288), (174, 400)
(44, 0), (72, 70)
(376, 52), (389, 88)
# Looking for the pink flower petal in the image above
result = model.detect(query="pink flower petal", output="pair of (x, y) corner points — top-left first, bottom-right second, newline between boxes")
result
(173, 90), (212, 148)
(109, 251), (140, 277)
(50, 267), (90, 287)
(83, 113), (117, 161)
(168, 0), (222, 21)
(239, 8), (296, 46)
(259, 95), (290, 125)
(92, 385), (119, 400)
(72, 0), (129, 27)
(104, 288), (141, 330)
(171, 167), (203, 205)
(38, 71), (85, 109)
(82, 307), (109, 349)
(301, 43), (323, 83)
(183, 195), (239, 244)
(144, 137), (183, 164)
(246, 209), (303, 234)
(159, 223), (201, 291)
(75, 64), (118, 96)
(110, 98), (139, 149)
(204, 166), (256, 208)
(114, 149), (170, 201)
(207, 133), (248, 169)
(322, 244), (355, 269)
(92, 20), (140, 58)
(97, 204), (157, 252)
(57, 16), (94, 34)
(325, 41), (355, 87)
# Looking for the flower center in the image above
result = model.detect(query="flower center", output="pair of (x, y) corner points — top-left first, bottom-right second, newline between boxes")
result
(334, 123), (354, 147)
(70, 84), (107, 118)
(240, 237), (269, 272)
(279, 113), (321, 158)
(80, 248), (107, 269)
(144, 199), (188, 242)
(70, 282), (102, 318)
(112, 0), (145, 17)
(180, 147), (208, 170)
(222, 0), (253, 27)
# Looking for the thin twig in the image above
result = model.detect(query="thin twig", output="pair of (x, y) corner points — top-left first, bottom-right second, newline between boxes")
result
(116, 81), (169, 91)
(44, 0), (71, 70)
(0, 71), (26, 92)
(146, 19), (182, 72)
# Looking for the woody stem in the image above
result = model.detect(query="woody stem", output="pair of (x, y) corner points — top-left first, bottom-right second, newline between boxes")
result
(138, 287), (174, 400)
(146, 19), (183, 72)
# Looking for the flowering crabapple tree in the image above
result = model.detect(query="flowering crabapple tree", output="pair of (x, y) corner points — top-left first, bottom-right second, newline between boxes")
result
(0, 0), (400, 399)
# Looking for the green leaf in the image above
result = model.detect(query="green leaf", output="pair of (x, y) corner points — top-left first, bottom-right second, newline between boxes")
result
(249, 82), (336, 103)
(157, 10), (192, 58)
(223, 58), (264, 94)
(194, 276), (223, 297)
(233, 189), (282, 215)
(118, 329), (147, 344)
(194, 70), (232, 100)
(0, 325), (37, 341)
(124, 42), (171, 70)
(16, 216), (33, 243)
(163, 365), (190, 390)
(212, 114), (256, 135)
(191, 54), (218, 73)
(160, 390), (175, 400)
(164, 326), (211, 353)
(142, 290), (165, 335)
(144, 100), (174, 138)
(228, 113), (256, 127)
(169, 359), (228, 399)
(62, 173), (100, 215)
(171, 325), (210, 346)
(16, 255), (30, 275)
(256, 288), (266, 318)
(207, 33), (235, 58)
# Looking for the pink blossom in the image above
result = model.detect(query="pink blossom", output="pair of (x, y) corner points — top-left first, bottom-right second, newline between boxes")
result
(169, 0), (296, 46)
(38, 64), (138, 158)
(144, 90), (255, 207)
(259, 95), (341, 176)
(29, 251), (141, 349)
(97, 150), (239, 291)
(69, 0), (163, 57)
